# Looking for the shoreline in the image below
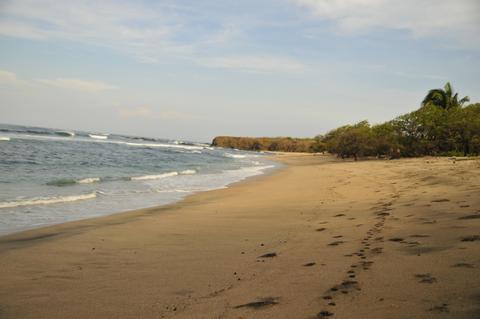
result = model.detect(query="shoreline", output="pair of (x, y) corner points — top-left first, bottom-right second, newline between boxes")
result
(1, 154), (479, 318)
(0, 154), (282, 238)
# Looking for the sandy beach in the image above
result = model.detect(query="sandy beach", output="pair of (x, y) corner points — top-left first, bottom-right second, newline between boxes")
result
(1, 154), (479, 319)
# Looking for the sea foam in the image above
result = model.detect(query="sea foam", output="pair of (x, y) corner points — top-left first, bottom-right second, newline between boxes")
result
(89, 134), (108, 140)
(224, 153), (248, 159)
(131, 170), (197, 181)
(130, 171), (179, 181)
(0, 192), (97, 209)
(77, 177), (101, 184)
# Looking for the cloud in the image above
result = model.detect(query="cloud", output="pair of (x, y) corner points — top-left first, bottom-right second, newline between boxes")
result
(392, 71), (446, 81)
(0, 69), (20, 85)
(119, 106), (199, 121)
(37, 78), (116, 92)
(0, 0), (180, 62)
(119, 106), (153, 119)
(292, 0), (480, 49)
(198, 56), (305, 72)
(0, 1), (306, 70)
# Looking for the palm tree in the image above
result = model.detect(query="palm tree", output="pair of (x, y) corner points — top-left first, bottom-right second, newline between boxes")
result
(422, 82), (470, 110)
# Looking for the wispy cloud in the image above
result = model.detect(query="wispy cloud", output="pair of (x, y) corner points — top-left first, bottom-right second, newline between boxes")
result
(0, 0), (181, 62)
(0, 69), (21, 85)
(37, 78), (116, 92)
(0, 1), (307, 71)
(392, 71), (446, 81)
(119, 106), (200, 121)
(198, 56), (305, 72)
(293, 0), (480, 49)
(119, 106), (153, 119)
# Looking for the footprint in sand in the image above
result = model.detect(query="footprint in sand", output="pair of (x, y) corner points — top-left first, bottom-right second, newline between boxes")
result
(460, 235), (480, 242)
(458, 214), (480, 220)
(428, 303), (449, 313)
(451, 262), (475, 268)
(328, 241), (344, 246)
(234, 297), (279, 309)
(313, 310), (334, 318)
(431, 198), (450, 203)
(258, 252), (277, 258)
(410, 234), (430, 238)
(415, 273), (437, 283)
(303, 262), (316, 267)
(388, 237), (404, 242)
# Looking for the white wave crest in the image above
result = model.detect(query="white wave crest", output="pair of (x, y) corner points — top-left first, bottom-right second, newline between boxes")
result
(77, 177), (101, 184)
(156, 189), (191, 193)
(0, 192), (97, 209)
(180, 169), (196, 175)
(224, 153), (247, 158)
(130, 169), (196, 181)
(89, 134), (108, 140)
(123, 141), (203, 150)
(131, 171), (179, 181)
(0, 137), (10, 141)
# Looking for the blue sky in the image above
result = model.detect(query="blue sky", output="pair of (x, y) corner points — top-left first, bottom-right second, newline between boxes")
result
(0, 0), (479, 141)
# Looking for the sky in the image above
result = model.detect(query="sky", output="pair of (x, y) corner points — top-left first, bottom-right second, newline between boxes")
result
(0, 0), (479, 142)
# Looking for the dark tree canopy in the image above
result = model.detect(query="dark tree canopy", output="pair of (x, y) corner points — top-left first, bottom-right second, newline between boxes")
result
(212, 83), (479, 159)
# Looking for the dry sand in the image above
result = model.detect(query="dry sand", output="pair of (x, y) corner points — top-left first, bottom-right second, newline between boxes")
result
(0, 154), (479, 319)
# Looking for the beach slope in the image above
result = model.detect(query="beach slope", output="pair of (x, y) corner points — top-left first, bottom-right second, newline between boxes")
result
(0, 154), (479, 318)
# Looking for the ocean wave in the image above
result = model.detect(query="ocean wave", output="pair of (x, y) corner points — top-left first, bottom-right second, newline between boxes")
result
(130, 169), (197, 181)
(156, 189), (192, 193)
(89, 134), (108, 140)
(180, 169), (197, 175)
(223, 153), (248, 159)
(0, 128), (206, 152)
(0, 137), (10, 141)
(130, 171), (179, 181)
(55, 131), (75, 137)
(122, 141), (204, 151)
(221, 165), (275, 179)
(0, 127), (52, 136)
(0, 192), (97, 209)
(77, 177), (101, 184)
(47, 177), (101, 186)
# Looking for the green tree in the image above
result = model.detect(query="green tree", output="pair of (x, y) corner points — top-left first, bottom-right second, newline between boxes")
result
(422, 82), (470, 110)
(449, 103), (480, 155)
(371, 122), (401, 158)
(324, 121), (373, 160)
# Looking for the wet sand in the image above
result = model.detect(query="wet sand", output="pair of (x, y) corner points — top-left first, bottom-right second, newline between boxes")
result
(0, 154), (479, 319)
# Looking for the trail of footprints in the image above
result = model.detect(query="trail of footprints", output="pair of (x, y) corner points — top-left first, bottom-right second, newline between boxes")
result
(310, 195), (394, 318)
(226, 192), (479, 317)
(311, 194), (480, 318)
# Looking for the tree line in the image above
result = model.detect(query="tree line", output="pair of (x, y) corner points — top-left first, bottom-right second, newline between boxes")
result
(316, 83), (479, 159)
(211, 136), (316, 153)
(211, 83), (480, 158)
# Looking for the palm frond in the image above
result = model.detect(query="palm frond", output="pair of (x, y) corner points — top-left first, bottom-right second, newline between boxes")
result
(459, 96), (470, 105)
(444, 82), (453, 98)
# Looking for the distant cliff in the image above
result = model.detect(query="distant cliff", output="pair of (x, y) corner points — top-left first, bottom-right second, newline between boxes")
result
(211, 136), (321, 153)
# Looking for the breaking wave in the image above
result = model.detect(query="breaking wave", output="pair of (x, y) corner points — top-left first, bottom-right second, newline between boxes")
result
(0, 192), (97, 209)
(130, 169), (197, 181)
(46, 177), (101, 186)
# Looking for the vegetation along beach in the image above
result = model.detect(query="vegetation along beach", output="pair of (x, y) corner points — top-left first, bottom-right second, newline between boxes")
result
(1, 1), (479, 318)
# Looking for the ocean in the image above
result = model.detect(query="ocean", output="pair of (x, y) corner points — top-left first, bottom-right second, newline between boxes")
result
(0, 124), (277, 235)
